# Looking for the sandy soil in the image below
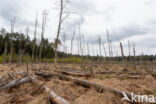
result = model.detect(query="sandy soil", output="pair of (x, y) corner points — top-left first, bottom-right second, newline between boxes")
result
(0, 63), (156, 104)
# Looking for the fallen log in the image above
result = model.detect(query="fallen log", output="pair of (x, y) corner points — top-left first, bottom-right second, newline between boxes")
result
(119, 74), (143, 79)
(35, 72), (58, 78)
(58, 70), (91, 77)
(152, 73), (156, 78)
(35, 71), (155, 103)
(0, 77), (31, 92)
(0, 75), (7, 83)
(96, 71), (116, 74)
(31, 76), (70, 104)
(10, 64), (19, 70)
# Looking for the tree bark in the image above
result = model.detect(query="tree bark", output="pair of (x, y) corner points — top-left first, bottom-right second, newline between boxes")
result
(32, 13), (38, 62)
(9, 18), (15, 65)
(31, 76), (70, 104)
(120, 42), (127, 71)
(0, 77), (31, 92)
(55, 0), (63, 64)
(3, 40), (8, 64)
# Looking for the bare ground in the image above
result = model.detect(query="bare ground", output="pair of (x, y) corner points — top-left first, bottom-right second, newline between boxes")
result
(0, 63), (156, 104)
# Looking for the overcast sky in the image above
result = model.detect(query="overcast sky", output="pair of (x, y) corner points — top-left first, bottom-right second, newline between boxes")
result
(0, 0), (156, 56)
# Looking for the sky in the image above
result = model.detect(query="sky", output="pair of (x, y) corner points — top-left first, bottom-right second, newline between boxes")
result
(0, 0), (156, 56)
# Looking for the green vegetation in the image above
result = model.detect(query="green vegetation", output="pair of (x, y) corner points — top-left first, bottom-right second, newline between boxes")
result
(153, 88), (156, 97)
(105, 75), (110, 79)
(98, 76), (105, 80)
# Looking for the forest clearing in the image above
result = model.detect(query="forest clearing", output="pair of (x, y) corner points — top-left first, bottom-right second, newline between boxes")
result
(0, 0), (156, 104)
(0, 62), (156, 104)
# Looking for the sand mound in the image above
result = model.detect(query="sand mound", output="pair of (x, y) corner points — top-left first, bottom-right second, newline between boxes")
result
(74, 90), (125, 104)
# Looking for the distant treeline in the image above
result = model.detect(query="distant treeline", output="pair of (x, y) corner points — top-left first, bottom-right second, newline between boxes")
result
(0, 28), (55, 57)
(0, 28), (70, 63)
(0, 27), (156, 63)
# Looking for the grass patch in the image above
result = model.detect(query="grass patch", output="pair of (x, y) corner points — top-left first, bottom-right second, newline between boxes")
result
(98, 76), (104, 80)
(153, 88), (156, 97)
(105, 75), (110, 79)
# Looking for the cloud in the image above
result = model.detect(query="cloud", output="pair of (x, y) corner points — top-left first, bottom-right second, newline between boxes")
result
(0, 0), (23, 21)
(0, 0), (35, 28)
(110, 24), (148, 41)
(82, 24), (149, 44)
(144, 0), (155, 5)
(64, 15), (85, 32)
(69, 0), (95, 15)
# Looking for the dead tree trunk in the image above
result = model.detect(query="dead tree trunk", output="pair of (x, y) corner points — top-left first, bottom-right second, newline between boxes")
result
(107, 29), (111, 58)
(3, 40), (8, 64)
(19, 49), (24, 65)
(39, 10), (47, 63)
(98, 35), (102, 60)
(133, 43), (136, 70)
(128, 40), (131, 61)
(0, 77), (31, 92)
(62, 32), (66, 62)
(70, 30), (75, 63)
(55, 0), (63, 64)
(32, 13), (38, 63)
(9, 17), (15, 65)
(31, 76), (70, 104)
(120, 42), (127, 71)
(102, 43), (107, 57)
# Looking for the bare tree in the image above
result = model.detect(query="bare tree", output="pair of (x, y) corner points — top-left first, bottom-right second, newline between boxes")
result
(133, 43), (136, 70)
(39, 10), (47, 63)
(54, 0), (69, 64)
(128, 40), (131, 57)
(19, 50), (24, 65)
(98, 35), (102, 57)
(106, 29), (111, 57)
(87, 43), (90, 56)
(82, 35), (85, 56)
(92, 43), (94, 56)
(9, 17), (15, 65)
(77, 39), (80, 55)
(102, 43), (107, 57)
(79, 25), (83, 56)
(18, 27), (28, 65)
(120, 42), (127, 71)
(71, 30), (75, 55)
(70, 30), (75, 63)
(32, 13), (38, 62)
(128, 40), (131, 62)
(110, 40), (113, 57)
(3, 39), (8, 64)
(62, 32), (66, 62)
